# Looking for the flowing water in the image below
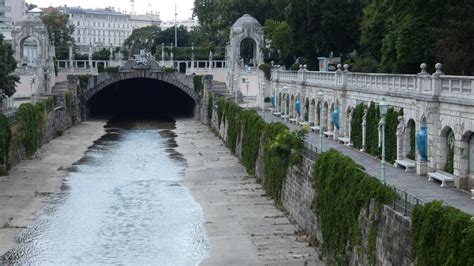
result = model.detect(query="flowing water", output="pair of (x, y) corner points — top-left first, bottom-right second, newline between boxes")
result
(1, 119), (209, 265)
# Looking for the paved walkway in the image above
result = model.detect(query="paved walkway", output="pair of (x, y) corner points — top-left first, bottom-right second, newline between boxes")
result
(259, 112), (474, 216)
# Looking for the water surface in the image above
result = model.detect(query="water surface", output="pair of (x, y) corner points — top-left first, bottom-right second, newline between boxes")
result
(2, 120), (209, 265)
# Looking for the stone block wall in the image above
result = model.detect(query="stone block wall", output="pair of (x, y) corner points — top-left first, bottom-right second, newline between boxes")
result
(8, 93), (77, 168)
(203, 87), (414, 265)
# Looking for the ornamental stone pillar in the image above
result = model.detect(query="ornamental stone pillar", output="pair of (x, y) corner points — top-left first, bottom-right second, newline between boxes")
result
(361, 108), (368, 152)
(395, 116), (406, 164)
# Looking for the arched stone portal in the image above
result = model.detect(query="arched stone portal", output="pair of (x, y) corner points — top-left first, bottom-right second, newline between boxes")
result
(78, 60), (199, 119)
(11, 14), (52, 66)
(229, 14), (264, 68)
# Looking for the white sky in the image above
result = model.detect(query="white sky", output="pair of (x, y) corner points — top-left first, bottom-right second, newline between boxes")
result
(29, 0), (195, 20)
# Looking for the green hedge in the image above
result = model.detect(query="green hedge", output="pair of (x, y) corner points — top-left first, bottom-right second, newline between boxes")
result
(207, 93), (213, 122)
(351, 103), (365, 149)
(406, 120), (416, 160)
(411, 201), (474, 265)
(313, 149), (397, 264)
(366, 102), (379, 156)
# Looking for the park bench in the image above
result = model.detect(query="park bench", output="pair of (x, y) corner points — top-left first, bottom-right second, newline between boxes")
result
(338, 137), (351, 146)
(281, 115), (289, 120)
(310, 126), (320, 132)
(273, 111), (281, 116)
(289, 118), (297, 123)
(428, 171), (454, 187)
(323, 131), (334, 138)
(395, 159), (416, 172)
(299, 121), (309, 127)
(471, 189), (474, 200)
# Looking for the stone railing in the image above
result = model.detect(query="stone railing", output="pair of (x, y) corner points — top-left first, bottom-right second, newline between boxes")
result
(271, 63), (474, 103)
(347, 73), (418, 95)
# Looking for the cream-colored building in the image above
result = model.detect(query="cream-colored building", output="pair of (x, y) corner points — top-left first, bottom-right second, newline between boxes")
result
(0, 0), (26, 40)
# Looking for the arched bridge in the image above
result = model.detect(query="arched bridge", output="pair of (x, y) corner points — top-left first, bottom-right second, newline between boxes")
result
(80, 60), (199, 104)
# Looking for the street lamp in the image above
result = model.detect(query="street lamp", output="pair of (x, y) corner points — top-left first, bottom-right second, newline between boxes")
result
(318, 89), (324, 154)
(282, 86), (289, 123)
(233, 75), (238, 103)
(379, 97), (389, 182)
(245, 78), (250, 110)
(261, 81), (266, 117)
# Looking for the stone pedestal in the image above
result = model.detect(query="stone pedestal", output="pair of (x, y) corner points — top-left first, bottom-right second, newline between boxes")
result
(417, 161), (428, 176)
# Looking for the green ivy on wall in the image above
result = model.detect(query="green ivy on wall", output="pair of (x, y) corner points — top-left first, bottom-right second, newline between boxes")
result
(65, 90), (73, 114)
(351, 103), (365, 149)
(207, 93), (213, 122)
(411, 201), (474, 265)
(312, 149), (396, 264)
(193, 75), (203, 94)
(444, 131), (455, 174)
(213, 97), (305, 203)
(17, 103), (39, 157)
(0, 114), (11, 174)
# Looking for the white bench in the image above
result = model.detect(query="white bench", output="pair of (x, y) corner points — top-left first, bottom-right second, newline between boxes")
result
(395, 159), (416, 172)
(428, 172), (454, 187)
(289, 118), (297, 123)
(323, 131), (334, 138)
(273, 112), (281, 116)
(471, 189), (474, 200)
(338, 137), (351, 146)
(310, 126), (321, 132)
(299, 122), (309, 127)
(281, 115), (289, 120)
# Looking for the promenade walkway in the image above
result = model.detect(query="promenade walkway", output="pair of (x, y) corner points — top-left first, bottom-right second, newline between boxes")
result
(259, 111), (474, 216)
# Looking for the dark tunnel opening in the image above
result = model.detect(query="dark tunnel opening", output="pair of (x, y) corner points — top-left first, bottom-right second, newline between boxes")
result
(87, 78), (196, 120)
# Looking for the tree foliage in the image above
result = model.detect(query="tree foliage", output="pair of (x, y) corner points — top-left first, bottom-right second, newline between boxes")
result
(40, 8), (75, 60)
(0, 34), (19, 97)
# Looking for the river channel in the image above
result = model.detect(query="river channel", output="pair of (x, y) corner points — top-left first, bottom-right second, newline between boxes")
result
(2, 119), (209, 265)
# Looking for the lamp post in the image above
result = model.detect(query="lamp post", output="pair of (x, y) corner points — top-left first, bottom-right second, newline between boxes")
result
(282, 86), (289, 123)
(245, 79), (250, 110)
(379, 97), (389, 182)
(318, 89), (324, 154)
(233, 75), (238, 103)
(261, 81), (266, 118)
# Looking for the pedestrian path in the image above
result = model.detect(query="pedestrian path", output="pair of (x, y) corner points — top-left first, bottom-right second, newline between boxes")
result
(259, 112), (474, 216)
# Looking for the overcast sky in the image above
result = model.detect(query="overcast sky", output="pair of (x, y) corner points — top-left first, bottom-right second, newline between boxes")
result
(29, 0), (195, 21)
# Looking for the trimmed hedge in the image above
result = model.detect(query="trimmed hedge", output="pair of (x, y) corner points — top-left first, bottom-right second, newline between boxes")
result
(193, 75), (203, 94)
(351, 103), (365, 149)
(0, 114), (11, 174)
(412, 201), (474, 265)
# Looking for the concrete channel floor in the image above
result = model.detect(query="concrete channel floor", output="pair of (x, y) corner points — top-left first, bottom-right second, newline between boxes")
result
(259, 112), (474, 216)
(175, 120), (323, 266)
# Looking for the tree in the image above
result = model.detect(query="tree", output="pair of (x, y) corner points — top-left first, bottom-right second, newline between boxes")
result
(92, 48), (111, 60)
(40, 8), (75, 60)
(0, 34), (19, 97)
(26, 3), (37, 11)
(123, 26), (160, 56)
(263, 19), (293, 65)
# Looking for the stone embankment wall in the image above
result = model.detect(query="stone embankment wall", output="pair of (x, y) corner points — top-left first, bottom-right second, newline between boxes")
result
(8, 92), (79, 168)
(200, 88), (414, 265)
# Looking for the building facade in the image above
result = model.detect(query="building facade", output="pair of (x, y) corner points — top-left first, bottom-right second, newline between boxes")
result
(0, 0), (26, 40)
(160, 18), (198, 31)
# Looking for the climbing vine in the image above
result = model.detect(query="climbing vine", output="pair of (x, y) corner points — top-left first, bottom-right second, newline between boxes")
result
(312, 149), (396, 264)
(65, 90), (73, 114)
(17, 103), (39, 157)
(213, 97), (306, 203)
(351, 103), (365, 149)
(411, 201), (474, 265)
(193, 75), (203, 94)
(207, 93), (213, 122)
(0, 114), (11, 174)
(384, 107), (403, 164)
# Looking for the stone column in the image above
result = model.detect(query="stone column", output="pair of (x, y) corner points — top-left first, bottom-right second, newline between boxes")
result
(68, 45), (74, 69)
(88, 45), (93, 71)
(308, 103), (315, 126)
(191, 44), (195, 71)
(347, 109), (353, 146)
(209, 51), (213, 70)
(361, 109), (368, 152)
(454, 139), (469, 189)
(170, 44), (174, 68)
(395, 116), (405, 165)
(161, 43), (165, 66)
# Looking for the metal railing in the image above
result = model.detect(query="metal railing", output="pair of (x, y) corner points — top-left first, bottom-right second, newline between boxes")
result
(301, 140), (426, 217)
(361, 170), (426, 217)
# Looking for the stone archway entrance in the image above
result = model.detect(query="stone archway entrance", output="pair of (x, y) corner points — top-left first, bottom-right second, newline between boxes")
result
(228, 14), (264, 69)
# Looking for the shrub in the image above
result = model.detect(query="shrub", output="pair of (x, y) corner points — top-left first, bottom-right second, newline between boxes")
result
(259, 63), (272, 80)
